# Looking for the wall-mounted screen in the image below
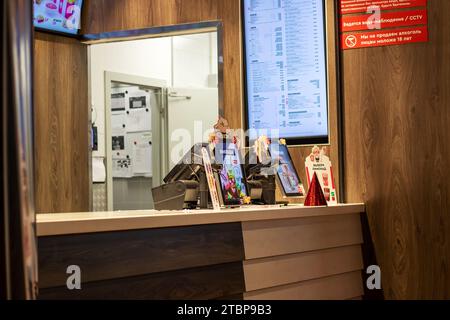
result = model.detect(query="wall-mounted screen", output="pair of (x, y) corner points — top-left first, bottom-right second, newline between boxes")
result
(242, 0), (329, 145)
(33, 0), (84, 35)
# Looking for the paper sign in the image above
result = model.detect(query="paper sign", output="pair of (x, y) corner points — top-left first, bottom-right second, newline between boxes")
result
(202, 147), (221, 211)
(111, 92), (126, 111)
(112, 158), (133, 178)
(341, 26), (428, 49)
(128, 91), (150, 109)
(341, 9), (427, 32)
(340, 0), (427, 14)
(305, 146), (337, 205)
(92, 157), (106, 183)
(129, 133), (152, 177)
(127, 108), (151, 132)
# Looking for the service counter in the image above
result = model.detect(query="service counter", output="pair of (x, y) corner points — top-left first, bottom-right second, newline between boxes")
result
(37, 204), (366, 300)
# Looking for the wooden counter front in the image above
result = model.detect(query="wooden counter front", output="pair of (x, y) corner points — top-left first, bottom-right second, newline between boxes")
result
(37, 204), (364, 236)
(36, 204), (366, 300)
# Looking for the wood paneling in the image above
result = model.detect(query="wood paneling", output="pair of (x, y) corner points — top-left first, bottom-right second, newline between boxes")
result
(342, 0), (450, 299)
(242, 213), (363, 259)
(38, 223), (244, 288)
(244, 245), (363, 291)
(34, 32), (90, 213)
(39, 262), (244, 300)
(244, 271), (364, 300)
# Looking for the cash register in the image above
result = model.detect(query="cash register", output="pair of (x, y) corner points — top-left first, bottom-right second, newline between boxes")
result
(151, 140), (251, 210)
(151, 143), (209, 210)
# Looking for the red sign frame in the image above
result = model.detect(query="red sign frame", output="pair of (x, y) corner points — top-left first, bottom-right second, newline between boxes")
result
(340, 0), (427, 15)
(341, 9), (427, 32)
(341, 26), (428, 50)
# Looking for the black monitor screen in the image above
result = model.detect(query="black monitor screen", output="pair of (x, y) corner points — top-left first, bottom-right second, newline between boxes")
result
(163, 143), (209, 184)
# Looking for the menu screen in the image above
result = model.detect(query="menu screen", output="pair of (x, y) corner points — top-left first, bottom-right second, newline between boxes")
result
(33, 0), (84, 35)
(243, 0), (329, 144)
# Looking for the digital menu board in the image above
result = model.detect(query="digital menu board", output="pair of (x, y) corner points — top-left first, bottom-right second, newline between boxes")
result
(243, 0), (329, 145)
(33, 0), (84, 35)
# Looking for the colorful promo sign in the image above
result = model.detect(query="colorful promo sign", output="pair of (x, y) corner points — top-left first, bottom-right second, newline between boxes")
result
(305, 146), (337, 205)
(201, 147), (221, 211)
(33, 0), (83, 35)
(340, 0), (428, 50)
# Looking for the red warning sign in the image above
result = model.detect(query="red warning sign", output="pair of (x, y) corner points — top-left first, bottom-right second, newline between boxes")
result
(341, 9), (427, 32)
(341, 26), (428, 50)
(340, 0), (427, 14)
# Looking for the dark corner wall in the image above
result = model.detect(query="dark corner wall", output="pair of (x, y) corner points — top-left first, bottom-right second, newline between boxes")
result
(2, 0), (38, 299)
(342, 0), (450, 299)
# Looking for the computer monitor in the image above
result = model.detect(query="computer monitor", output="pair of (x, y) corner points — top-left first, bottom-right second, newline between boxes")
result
(163, 143), (210, 184)
(269, 144), (305, 197)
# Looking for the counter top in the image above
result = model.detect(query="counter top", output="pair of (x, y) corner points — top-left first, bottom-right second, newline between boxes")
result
(36, 203), (365, 236)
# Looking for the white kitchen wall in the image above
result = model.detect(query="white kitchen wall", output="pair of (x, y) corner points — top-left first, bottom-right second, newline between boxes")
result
(90, 37), (172, 158)
(173, 33), (215, 87)
(90, 32), (217, 158)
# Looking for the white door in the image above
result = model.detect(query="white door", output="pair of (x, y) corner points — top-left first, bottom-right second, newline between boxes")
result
(167, 87), (219, 171)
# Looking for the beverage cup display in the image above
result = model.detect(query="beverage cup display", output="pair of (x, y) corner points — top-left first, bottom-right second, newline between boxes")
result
(322, 172), (329, 187)
(324, 187), (330, 201)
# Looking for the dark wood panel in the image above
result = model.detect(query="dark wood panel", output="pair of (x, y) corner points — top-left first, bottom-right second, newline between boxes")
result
(34, 32), (90, 213)
(342, 0), (450, 299)
(39, 262), (244, 300)
(38, 223), (244, 288)
(217, 0), (242, 129)
(215, 294), (243, 301)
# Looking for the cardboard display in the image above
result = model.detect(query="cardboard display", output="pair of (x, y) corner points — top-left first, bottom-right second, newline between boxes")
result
(304, 172), (328, 207)
(305, 146), (337, 205)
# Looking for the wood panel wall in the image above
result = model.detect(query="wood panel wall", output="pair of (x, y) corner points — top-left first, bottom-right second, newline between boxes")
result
(342, 0), (450, 299)
(34, 33), (90, 213)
